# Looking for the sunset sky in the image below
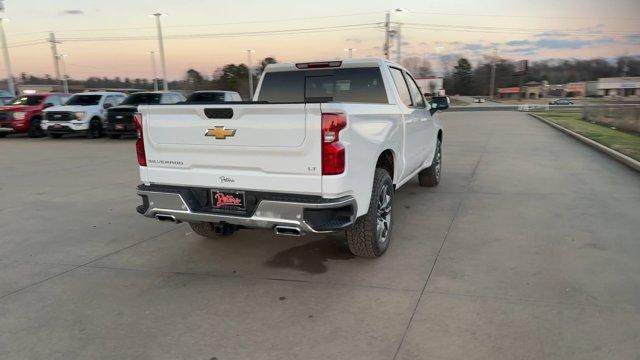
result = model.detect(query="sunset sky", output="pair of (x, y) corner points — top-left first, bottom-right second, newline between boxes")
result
(2, 0), (639, 80)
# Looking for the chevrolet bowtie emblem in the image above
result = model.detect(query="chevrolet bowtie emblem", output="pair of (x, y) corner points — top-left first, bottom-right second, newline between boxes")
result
(205, 126), (236, 139)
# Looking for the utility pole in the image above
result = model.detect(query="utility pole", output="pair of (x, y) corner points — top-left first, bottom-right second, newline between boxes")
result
(489, 48), (497, 99)
(0, 18), (14, 95)
(344, 48), (356, 58)
(621, 49), (629, 77)
(383, 12), (390, 60)
(48, 32), (61, 81)
(57, 54), (69, 93)
(243, 49), (255, 100)
(150, 13), (168, 91)
(148, 51), (158, 91)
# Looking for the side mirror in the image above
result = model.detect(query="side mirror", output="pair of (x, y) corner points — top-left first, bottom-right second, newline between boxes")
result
(43, 103), (54, 108)
(429, 96), (450, 114)
(103, 103), (113, 109)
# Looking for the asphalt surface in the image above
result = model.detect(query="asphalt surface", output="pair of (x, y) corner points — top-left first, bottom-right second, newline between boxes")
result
(1, 111), (639, 360)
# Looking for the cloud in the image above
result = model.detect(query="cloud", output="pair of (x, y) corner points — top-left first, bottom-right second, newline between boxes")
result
(61, 9), (84, 15)
(462, 43), (487, 51)
(535, 37), (615, 49)
(506, 40), (531, 47)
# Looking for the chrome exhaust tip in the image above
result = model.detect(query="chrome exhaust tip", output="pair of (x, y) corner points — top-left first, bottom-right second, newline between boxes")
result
(274, 225), (302, 236)
(155, 214), (180, 223)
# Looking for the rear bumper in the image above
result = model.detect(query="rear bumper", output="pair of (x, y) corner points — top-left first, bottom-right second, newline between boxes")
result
(136, 185), (357, 233)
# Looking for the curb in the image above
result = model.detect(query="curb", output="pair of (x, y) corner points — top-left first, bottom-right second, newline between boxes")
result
(528, 113), (640, 173)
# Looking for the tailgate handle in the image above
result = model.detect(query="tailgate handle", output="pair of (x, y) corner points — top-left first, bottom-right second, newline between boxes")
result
(204, 108), (234, 119)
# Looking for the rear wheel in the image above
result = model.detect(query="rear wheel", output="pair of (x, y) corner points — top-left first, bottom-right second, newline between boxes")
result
(418, 138), (442, 187)
(0, 133), (7, 138)
(28, 117), (45, 137)
(345, 168), (394, 258)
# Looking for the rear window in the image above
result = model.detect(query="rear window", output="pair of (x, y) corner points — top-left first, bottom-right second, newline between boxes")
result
(121, 93), (162, 105)
(258, 67), (388, 104)
(10, 96), (44, 106)
(186, 92), (226, 103)
(66, 95), (101, 106)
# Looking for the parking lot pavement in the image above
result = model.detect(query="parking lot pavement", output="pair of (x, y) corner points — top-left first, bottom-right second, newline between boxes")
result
(0, 112), (639, 359)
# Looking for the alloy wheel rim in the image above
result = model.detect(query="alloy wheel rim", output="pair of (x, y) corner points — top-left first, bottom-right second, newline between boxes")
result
(376, 184), (392, 245)
(435, 143), (442, 181)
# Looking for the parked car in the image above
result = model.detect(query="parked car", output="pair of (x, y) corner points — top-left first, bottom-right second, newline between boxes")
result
(473, 97), (486, 103)
(105, 91), (186, 139)
(549, 98), (574, 105)
(0, 90), (15, 105)
(42, 91), (126, 138)
(0, 93), (70, 137)
(135, 59), (446, 258)
(185, 90), (243, 103)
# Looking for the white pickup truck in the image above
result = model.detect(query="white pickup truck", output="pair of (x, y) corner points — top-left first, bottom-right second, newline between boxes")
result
(135, 58), (448, 257)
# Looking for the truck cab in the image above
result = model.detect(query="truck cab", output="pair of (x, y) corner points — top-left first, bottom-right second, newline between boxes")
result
(0, 93), (70, 137)
(42, 91), (126, 138)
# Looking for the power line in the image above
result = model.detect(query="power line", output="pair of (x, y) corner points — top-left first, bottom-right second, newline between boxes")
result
(56, 23), (380, 42)
(410, 11), (639, 21)
(7, 40), (47, 48)
(7, 11), (383, 37)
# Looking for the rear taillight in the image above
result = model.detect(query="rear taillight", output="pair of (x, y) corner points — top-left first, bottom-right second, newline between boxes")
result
(133, 112), (146, 166)
(321, 113), (347, 175)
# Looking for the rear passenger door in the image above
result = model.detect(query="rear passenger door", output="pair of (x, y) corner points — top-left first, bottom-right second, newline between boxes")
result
(389, 67), (425, 177)
(403, 71), (435, 167)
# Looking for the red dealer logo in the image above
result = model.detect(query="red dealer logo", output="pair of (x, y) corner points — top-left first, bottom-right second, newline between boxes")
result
(214, 192), (243, 207)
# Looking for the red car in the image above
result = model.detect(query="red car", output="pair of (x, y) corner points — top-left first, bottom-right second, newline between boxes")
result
(0, 93), (70, 137)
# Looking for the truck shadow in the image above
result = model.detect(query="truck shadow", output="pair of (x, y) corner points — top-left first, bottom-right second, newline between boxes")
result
(265, 235), (354, 274)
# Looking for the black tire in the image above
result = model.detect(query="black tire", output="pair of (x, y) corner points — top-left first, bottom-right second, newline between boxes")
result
(0, 132), (7, 138)
(49, 133), (63, 139)
(418, 138), (442, 187)
(189, 222), (221, 239)
(109, 134), (121, 139)
(86, 118), (102, 139)
(345, 168), (394, 258)
(28, 117), (45, 138)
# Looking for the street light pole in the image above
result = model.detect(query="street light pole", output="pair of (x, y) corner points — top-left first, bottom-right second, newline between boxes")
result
(243, 49), (255, 100)
(57, 54), (69, 93)
(489, 48), (497, 99)
(396, 24), (402, 64)
(148, 51), (158, 91)
(0, 18), (15, 95)
(150, 13), (168, 91)
(383, 12), (391, 60)
(344, 48), (356, 58)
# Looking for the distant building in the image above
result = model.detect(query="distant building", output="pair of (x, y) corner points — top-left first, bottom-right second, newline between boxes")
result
(522, 81), (547, 99)
(498, 81), (547, 99)
(564, 82), (586, 97)
(597, 77), (639, 97)
(497, 86), (520, 99)
(414, 76), (444, 96)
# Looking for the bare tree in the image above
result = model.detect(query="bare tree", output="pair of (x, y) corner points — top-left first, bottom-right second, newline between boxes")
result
(401, 57), (433, 77)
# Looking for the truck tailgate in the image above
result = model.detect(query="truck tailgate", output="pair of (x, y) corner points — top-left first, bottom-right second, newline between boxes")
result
(139, 103), (323, 195)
